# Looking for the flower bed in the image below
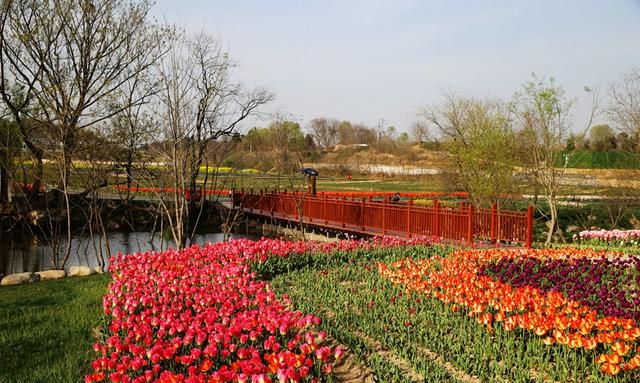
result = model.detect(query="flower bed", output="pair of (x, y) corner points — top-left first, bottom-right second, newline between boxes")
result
(575, 229), (640, 247)
(85, 237), (429, 382)
(480, 255), (640, 321)
(86, 237), (640, 381)
(380, 248), (640, 377)
(86, 240), (337, 382)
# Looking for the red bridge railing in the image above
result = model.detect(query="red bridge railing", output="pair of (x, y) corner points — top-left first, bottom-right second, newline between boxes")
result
(233, 190), (534, 247)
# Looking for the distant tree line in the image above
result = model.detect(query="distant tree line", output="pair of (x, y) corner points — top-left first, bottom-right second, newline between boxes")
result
(226, 117), (420, 172)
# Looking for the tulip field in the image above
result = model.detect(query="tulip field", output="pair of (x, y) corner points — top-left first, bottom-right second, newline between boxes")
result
(85, 235), (640, 382)
(85, 237), (427, 383)
(575, 229), (640, 248)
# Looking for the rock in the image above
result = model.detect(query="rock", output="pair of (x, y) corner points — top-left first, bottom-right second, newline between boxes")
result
(106, 221), (121, 231)
(68, 266), (95, 277)
(27, 210), (44, 225)
(566, 225), (580, 233)
(1, 272), (33, 286)
(36, 270), (66, 281)
(94, 266), (105, 275)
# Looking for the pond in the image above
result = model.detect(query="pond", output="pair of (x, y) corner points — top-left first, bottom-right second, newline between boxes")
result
(0, 231), (252, 275)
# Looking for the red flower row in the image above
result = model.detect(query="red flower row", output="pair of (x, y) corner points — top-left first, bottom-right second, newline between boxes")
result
(86, 236), (424, 382)
(86, 239), (345, 383)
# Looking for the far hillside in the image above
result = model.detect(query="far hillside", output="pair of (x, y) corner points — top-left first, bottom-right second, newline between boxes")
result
(225, 119), (640, 176)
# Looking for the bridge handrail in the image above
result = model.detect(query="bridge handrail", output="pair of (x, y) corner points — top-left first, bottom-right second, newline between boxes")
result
(233, 190), (534, 247)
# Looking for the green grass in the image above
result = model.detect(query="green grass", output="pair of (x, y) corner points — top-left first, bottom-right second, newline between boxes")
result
(0, 274), (111, 383)
(318, 177), (444, 192)
(556, 151), (640, 169)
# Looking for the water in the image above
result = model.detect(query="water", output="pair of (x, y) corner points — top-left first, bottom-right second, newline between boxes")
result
(0, 231), (250, 275)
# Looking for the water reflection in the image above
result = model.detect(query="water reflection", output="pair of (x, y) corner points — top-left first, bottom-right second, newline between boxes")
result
(0, 232), (248, 275)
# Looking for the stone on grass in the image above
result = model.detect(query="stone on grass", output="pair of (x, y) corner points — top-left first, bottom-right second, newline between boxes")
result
(94, 266), (105, 275)
(1, 272), (33, 286)
(36, 270), (66, 280)
(68, 266), (95, 277)
(566, 225), (580, 233)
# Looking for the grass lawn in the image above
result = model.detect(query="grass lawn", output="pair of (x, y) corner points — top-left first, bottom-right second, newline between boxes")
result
(0, 274), (110, 383)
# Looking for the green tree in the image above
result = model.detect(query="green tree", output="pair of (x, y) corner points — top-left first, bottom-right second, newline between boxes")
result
(513, 75), (574, 244)
(268, 120), (306, 173)
(589, 124), (616, 151)
(422, 92), (517, 206)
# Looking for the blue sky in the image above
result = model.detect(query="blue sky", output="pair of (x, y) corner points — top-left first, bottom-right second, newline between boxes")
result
(153, 0), (640, 133)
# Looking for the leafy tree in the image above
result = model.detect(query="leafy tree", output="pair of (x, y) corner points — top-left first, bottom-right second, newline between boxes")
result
(267, 120), (306, 173)
(398, 132), (410, 144)
(422, 92), (517, 206)
(589, 124), (616, 151)
(513, 75), (576, 244)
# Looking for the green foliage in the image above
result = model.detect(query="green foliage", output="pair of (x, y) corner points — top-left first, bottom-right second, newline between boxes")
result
(0, 119), (22, 150)
(426, 94), (518, 205)
(589, 124), (617, 151)
(198, 166), (233, 174)
(234, 120), (312, 173)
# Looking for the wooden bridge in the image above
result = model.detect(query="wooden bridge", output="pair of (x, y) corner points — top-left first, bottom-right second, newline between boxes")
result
(232, 190), (534, 247)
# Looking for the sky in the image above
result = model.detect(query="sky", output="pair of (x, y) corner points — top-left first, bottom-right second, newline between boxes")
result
(152, 0), (640, 134)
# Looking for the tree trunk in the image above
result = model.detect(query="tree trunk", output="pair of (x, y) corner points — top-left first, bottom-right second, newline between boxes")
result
(545, 197), (558, 244)
(0, 151), (9, 204)
(125, 150), (134, 193)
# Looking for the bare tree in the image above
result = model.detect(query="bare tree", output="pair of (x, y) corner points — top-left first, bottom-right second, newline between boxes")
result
(0, 0), (169, 268)
(308, 117), (339, 150)
(410, 121), (429, 143)
(149, 32), (272, 248)
(0, 0), (48, 194)
(610, 68), (640, 151)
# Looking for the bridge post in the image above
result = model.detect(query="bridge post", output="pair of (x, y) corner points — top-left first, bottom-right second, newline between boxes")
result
(382, 197), (387, 235)
(361, 197), (366, 231)
(324, 194), (328, 224)
(490, 202), (497, 244)
(406, 198), (412, 238)
(467, 204), (475, 247)
(434, 199), (441, 238)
